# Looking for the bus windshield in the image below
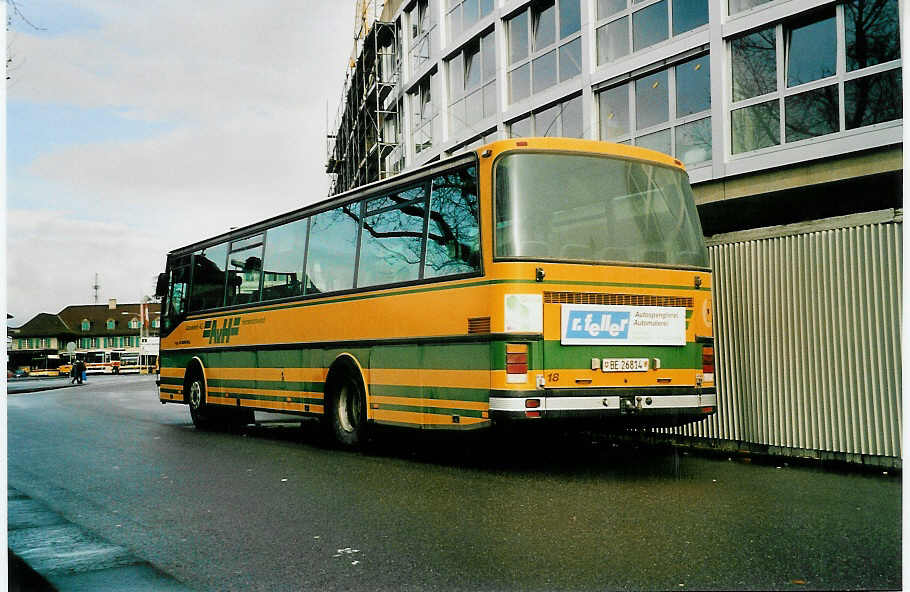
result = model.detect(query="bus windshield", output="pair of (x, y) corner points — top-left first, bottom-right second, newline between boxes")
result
(494, 152), (709, 268)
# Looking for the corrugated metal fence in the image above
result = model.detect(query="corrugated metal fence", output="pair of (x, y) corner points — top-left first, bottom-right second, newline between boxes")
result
(666, 209), (902, 464)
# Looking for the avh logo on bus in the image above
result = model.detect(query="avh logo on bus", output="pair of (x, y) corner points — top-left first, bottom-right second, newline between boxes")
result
(203, 317), (242, 344)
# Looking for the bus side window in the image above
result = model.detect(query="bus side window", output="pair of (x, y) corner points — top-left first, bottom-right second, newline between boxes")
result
(305, 205), (359, 294)
(358, 185), (427, 287)
(166, 266), (190, 328)
(226, 234), (265, 306)
(261, 218), (308, 301)
(189, 243), (229, 311)
(425, 165), (481, 278)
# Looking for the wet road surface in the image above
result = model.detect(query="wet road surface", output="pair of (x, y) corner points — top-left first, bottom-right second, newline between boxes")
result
(7, 375), (901, 591)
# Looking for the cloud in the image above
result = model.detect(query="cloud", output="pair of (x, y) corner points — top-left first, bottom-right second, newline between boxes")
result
(7, 1), (355, 323)
(7, 208), (165, 319)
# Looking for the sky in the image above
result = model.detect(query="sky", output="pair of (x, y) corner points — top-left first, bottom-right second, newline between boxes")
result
(6, 0), (356, 324)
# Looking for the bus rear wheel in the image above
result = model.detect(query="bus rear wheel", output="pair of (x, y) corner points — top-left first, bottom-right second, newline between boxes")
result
(329, 373), (367, 449)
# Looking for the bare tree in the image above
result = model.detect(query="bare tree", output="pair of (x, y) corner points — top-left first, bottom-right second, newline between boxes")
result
(6, 0), (45, 82)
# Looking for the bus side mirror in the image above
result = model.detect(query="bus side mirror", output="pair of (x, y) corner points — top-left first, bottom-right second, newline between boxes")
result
(155, 273), (169, 299)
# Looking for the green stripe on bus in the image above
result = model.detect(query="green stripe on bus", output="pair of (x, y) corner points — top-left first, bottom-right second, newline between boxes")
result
(370, 343), (490, 371)
(370, 384), (489, 403)
(164, 343), (490, 372)
(162, 339), (702, 375)
(541, 341), (701, 369)
(376, 403), (485, 419)
(214, 391), (323, 405)
(207, 378), (324, 392)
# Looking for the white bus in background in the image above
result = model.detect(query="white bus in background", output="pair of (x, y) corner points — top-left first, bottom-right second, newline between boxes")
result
(85, 350), (118, 374)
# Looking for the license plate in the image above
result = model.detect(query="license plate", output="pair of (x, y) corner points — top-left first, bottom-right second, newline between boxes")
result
(602, 358), (650, 372)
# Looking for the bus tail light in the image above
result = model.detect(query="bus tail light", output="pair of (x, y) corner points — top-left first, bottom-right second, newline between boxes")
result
(702, 346), (714, 383)
(506, 343), (528, 383)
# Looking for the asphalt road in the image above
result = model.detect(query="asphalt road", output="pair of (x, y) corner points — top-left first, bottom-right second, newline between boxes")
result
(7, 375), (901, 591)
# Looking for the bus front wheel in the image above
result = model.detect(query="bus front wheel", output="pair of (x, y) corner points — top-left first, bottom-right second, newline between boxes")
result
(187, 374), (215, 429)
(329, 372), (367, 449)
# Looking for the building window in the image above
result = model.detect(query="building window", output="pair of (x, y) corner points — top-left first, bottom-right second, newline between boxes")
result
(410, 72), (438, 155)
(447, 0), (494, 40)
(446, 129), (500, 156)
(81, 319), (90, 331)
(729, 0), (774, 16)
(596, 0), (708, 67)
(729, 1), (902, 155)
(448, 30), (497, 135)
(598, 53), (711, 166)
(106, 319), (115, 330)
(128, 318), (140, 330)
(152, 318), (160, 329)
(509, 93), (584, 138)
(508, 0), (582, 104)
(409, 0), (436, 77)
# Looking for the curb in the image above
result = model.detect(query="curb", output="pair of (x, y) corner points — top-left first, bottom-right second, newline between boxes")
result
(8, 487), (192, 591)
(7, 383), (82, 395)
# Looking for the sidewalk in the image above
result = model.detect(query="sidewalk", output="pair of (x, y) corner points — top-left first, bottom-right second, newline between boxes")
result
(7, 377), (81, 395)
(8, 487), (191, 591)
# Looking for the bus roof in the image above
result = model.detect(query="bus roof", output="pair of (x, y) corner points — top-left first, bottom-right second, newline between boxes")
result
(166, 138), (685, 258)
(478, 137), (687, 171)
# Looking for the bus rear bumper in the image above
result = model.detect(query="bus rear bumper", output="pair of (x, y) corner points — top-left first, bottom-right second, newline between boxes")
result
(489, 388), (717, 426)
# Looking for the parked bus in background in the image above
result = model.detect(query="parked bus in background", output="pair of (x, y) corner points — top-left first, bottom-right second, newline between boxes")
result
(28, 355), (66, 377)
(84, 350), (119, 374)
(156, 138), (715, 447)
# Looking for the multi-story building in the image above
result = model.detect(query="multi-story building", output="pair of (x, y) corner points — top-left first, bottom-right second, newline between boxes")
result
(8, 300), (161, 371)
(328, 0), (902, 466)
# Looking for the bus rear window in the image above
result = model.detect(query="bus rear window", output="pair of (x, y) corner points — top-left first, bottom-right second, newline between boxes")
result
(494, 152), (709, 268)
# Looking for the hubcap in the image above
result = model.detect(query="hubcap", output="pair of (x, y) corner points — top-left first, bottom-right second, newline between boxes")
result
(190, 381), (202, 409)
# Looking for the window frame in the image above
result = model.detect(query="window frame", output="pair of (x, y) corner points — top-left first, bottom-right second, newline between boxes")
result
(594, 0), (709, 69)
(728, 2), (903, 158)
(447, 29), (498, 134)
(409, 0), (437, 78)
(447, 0), (495, 40)
(507, 0), (584, 104)
(508, 93), (585, 138)
(596, 53), (712, 167)
(410, 71), (439, 156)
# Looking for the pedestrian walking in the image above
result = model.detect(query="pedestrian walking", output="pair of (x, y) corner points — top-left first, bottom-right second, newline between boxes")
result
(70, 364), (78, 384)
(75, 360), (85, 385)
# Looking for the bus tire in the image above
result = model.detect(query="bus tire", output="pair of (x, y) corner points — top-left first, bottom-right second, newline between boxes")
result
(186, 372), (216, 430)
(328, 369), (368, 449)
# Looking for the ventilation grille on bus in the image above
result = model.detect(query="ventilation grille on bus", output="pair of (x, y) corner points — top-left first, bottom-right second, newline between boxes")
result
(544, 291), (693, 308)
(468, 317), (492, 334)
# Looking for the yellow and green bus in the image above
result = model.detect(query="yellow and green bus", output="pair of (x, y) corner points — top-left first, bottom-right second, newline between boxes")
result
(156, 138), (715, 447)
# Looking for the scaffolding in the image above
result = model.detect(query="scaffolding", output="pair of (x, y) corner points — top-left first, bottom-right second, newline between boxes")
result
(326, 1), (401, 196)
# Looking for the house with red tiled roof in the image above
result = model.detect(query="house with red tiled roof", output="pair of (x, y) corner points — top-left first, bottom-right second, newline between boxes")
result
(8, 299), (160, 370)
